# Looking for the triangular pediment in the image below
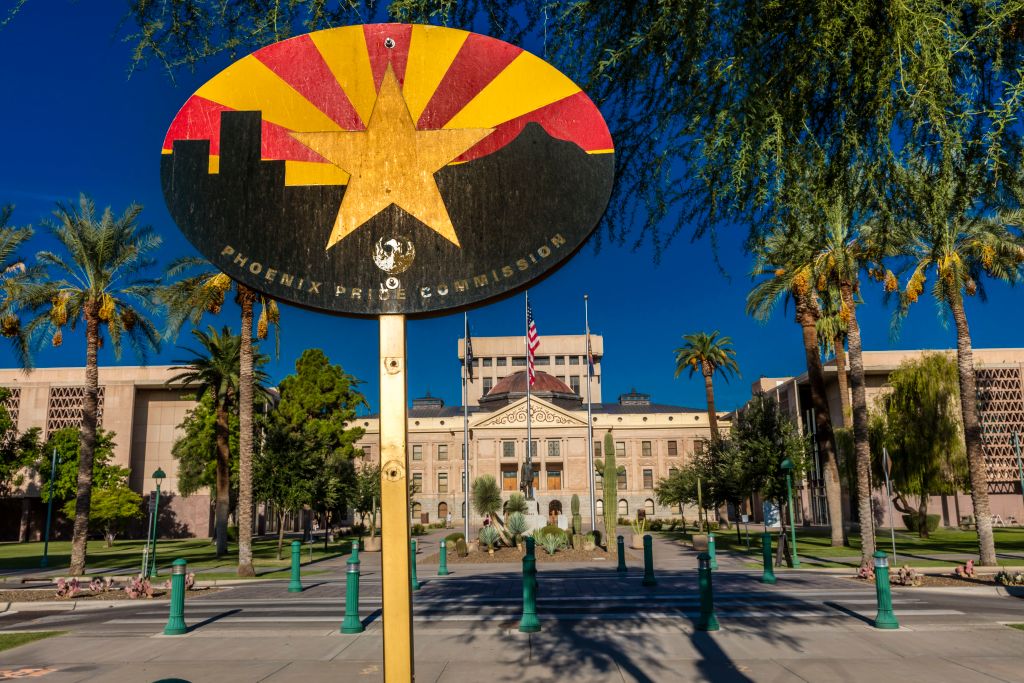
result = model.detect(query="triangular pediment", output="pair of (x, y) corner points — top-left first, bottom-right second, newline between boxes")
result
(472, 396), (588, 429)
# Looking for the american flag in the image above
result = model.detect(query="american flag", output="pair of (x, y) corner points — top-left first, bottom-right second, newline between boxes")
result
(465, 316), (474, 382)
(526, 299), (540, 386)
(586, 324), (594, 377)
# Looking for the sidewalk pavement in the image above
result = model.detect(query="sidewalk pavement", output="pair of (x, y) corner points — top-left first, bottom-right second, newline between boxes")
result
(3, 617), (1023, 681)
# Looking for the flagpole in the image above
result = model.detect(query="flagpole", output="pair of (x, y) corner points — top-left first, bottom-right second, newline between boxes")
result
(525, 291), (534, 501)
(585, 294), (596, 531)
(463, 312), (471, 541)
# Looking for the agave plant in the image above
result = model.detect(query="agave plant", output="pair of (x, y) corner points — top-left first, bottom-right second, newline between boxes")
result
(505, 493), (529, 516)
(507, 512), (529, 546)
(537, 530), (566, 555)
(479, 525), (500, 551)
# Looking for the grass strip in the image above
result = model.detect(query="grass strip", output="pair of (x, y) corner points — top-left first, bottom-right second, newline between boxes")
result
(0, 631), (65, 652)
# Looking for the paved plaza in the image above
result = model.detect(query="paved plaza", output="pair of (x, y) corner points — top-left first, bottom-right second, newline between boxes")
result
(2, 532), (1024, 682)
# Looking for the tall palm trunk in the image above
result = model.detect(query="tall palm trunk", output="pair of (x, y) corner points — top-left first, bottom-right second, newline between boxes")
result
(69, 308), (100, 576)
(950, 297), (997, 565)
(796, 295), (846, 547)
(214, 402), (231, 557)
(237, 287), (256, 576)
(840, 283), (875, 563)
(701, 361), (719, 438)
(834, 338), (851, 428)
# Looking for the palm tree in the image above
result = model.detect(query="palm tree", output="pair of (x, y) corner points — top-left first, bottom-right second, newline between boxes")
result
(893, 164), (1024, 565)
(0, 205), (36, 369)
(815, 290), (851, 428)
(748, 230), (847, 547)
(17, 195), (161, 575)
(167, 326), (268, 556)
(160, 257), (279, 576)
(673, 331), (739, 438)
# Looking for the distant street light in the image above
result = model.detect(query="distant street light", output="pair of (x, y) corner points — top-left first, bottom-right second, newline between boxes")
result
(148, 468), (166, 577)
(40, 448), (59, 569)
(780, 457), (800, 568)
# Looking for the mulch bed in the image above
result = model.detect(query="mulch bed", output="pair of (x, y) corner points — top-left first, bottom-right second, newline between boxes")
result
(422, 546), (640, 564)
(0, 587), (221, 602)
(846, 574), (999, 588)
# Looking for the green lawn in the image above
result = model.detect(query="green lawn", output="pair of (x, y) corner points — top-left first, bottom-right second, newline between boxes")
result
(0, 536), (357, 576)
(660, 526), (1024, 567)
(0, 631), (64, 652)
(1008, 624), (1024, 631)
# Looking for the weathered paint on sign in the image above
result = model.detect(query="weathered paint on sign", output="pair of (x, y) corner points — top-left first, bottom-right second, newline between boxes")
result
(161, 23), (614, 316)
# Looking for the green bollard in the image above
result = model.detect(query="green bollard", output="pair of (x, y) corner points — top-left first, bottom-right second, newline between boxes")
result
(696, 552), (720, 631)
(351, 538), (359, 565)
(519, 536), (541, 632)
(872, 550), (899, 629)
(708, 532), (718, 570)
(616, 535), (627, 572)
(410, 539), (421, 590)
(288, 540), (303, 592)
(760, 532), (777, 584)
(438, 539), (449, 576)
(642, 534), (657, 587)
(340, 553), (364, 634)
(163, 558), (188, 635)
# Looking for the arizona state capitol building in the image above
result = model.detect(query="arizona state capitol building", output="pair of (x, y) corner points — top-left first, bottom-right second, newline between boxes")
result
(353, 334), (721, 527)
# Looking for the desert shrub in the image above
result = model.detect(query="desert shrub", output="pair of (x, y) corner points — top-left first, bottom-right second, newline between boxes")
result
(649, 519), (664, 531)
(507, 512), (529, 545)
(479, 525), (499, 550)
(351, 523), (367, 536)
(901, 513), (941, 534)
(667, 520), (678, 532)
(411, 523), (427, 536)
(539, 524), (567, 542)
(537, 529), (567, 555)
(444, 532), (465, 544)
(125, 575), (154, 599)
(455, 538), (468, 557)
(505, 493), (529, 515)
(954, 559), (976, 579)
(55, 577), (81, 599)
(996, 570), (1024, 586)
(893, 565), (923, 587)
(591, 529), (602, 547)
(618, 517), (631, 525)
(227, 526), (239, 542)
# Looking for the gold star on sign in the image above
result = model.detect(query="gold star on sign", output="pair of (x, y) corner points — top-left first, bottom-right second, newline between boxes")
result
(290, 65), (493, 249)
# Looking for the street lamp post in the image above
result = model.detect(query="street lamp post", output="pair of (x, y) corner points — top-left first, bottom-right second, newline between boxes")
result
(780, 457), (800, 568)
(148, 468), (166, 578)
(41, 448), (59, 569)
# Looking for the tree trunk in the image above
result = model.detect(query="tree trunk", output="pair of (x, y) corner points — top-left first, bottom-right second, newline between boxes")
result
(840, 283), (876, 563)
(214, 402), (231, 558)
(949, 298), (997, 565)
(834, 337), (851, 428)
(277, 511), (286, 560)
(796, 294), (846, 547)
(69, 308), (100, 576)
(917, 495), (930, 539)
(18, 497), (30, 542)
(237, 287), (256, 577)
(702, 363), (719, 438)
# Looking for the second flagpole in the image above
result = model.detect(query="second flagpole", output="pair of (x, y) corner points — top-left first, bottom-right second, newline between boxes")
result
(463, 312), (470, 542)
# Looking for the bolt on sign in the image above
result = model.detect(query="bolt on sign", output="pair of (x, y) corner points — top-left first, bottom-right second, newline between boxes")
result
(161, 23), (614, 682)
(161, 23), (615, 316)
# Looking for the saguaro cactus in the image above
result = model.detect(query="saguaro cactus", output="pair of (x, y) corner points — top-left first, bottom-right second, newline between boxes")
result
(571, 494), (583, 548)
(603, 432), (617, 549)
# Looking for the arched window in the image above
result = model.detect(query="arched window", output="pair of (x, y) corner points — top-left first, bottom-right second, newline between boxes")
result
(411, 502), (422, 521)
(596, 499), (604, 517)
(438, 502), (448, 519)
(462, 501), (466, 517)
(644, 499), (655, 516)
(618, 499), (629, 516)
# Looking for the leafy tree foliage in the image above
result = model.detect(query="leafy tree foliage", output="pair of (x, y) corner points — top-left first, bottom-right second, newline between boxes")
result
(61, 476), (142, 547)
(0, 205), (36, 368)
(349, 463), (381, 538)
(0, 388), (41, 497)
(171, 393), (239, 496)
(37, 428), (120, 504)
(869, 353), (967, 539)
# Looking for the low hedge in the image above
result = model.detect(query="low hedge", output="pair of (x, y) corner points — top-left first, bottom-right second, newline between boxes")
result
(902, 513), (941, 533)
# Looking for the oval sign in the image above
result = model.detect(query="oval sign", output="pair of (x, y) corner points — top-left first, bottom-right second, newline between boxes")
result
(161, 23), (614, 316)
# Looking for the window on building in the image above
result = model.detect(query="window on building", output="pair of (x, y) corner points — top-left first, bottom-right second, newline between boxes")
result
(412, 444), (422, 461)
(557, 375), (566, 384)
(536, 356), (550, 366)
(461, 470), (466, 492)
(694, 439), (706, 455)
(617, 469), (627, 490)
(482, 377), (493, 394)
(482, 358), (492, 367)
(596, 499), (604, 517)
(667, 440), (678, 456)
(669, 467), (679, 477)
(643, 469), (654, 489)
(618, 499), (628, 516)
(546, 465), (562, 490)
(594, 440), (601, 457)
(438, 502), (448, 519)
(361, 445), (371, 458)
(548, 440), (560, 457)
(642, 441), (652, 457)
(438, 472), (448, 493)
(615, 441), (626, 458)
(529, 440), (538, 458)
(644, 499), (655, 516)
(412, 472), (422, 493)
(496, 357), (507, 367)
(411, 502), (422, 520)
(569, 356), (580, 365)
(438, 444), (448, 460)
(555, 356), (565, 365)
(501, 465), (518, 491)
(503, 441), (515, 458)
(570, 376), (581, 394)
(512, 356), (527, 366)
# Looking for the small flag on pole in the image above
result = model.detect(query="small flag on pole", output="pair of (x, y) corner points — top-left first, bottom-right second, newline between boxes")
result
(465, 317), (474, 382)
(527, 300), (540, 386)
(586, 324), (594, 377)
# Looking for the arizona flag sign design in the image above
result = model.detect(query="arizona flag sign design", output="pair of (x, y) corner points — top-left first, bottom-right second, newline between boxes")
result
(161, 23), (615, 316)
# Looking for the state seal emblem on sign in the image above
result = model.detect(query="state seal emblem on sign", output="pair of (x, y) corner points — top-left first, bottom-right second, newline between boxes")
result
(161, 23), (615, 316)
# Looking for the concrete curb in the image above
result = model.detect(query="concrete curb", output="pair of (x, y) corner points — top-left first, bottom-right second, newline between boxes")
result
(0, 599), (152, 613)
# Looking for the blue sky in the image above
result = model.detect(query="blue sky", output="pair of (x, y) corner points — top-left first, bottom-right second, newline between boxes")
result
(0, 3), (1020, 413)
